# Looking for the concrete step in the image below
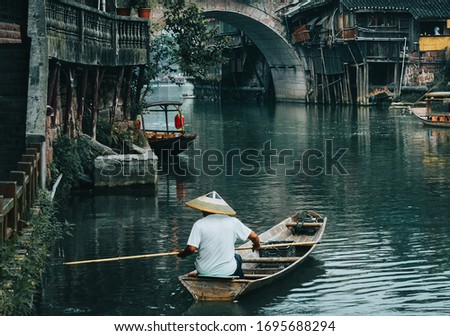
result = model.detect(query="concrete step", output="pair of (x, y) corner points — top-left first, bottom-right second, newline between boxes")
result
(0, 22), (21, 32)
(0, 38), (21, 44)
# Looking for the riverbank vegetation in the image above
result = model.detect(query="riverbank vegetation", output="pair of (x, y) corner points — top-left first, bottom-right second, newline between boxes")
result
(0, 191), (72, 315)
(50, 120), (145, 199)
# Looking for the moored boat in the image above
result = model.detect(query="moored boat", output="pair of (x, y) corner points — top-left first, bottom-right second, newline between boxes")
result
(409, 92), (450, 128)
(178, 210), (327, 301)
(136, 101), (197, 157)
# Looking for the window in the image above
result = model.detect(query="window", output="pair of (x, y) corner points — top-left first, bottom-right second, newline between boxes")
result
(368, 14), (396, 27)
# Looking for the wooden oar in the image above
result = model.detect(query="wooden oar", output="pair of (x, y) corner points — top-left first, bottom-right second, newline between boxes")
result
(63, 251), (179, 266)
(64, 242), (320, 265)
(235, 241), (319, 251)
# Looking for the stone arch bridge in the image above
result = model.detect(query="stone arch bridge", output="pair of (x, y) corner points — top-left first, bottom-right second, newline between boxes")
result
(174, 0), (307, 102)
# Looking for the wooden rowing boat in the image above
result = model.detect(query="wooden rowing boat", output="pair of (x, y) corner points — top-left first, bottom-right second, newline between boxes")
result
(178, 210), (327, 301)
(136, 101), (197, 157)
(409, 91), (450, 128)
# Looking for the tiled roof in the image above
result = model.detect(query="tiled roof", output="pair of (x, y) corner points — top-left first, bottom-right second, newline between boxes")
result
(285, 0), (333, 18)
(341, 0), (450, 19)
(287, 0), (450, 19)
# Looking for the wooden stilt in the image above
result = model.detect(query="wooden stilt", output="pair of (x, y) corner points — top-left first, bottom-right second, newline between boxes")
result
(47, 62), (60, 127)
(309, 56), (318, 104)
(91, 67), (105, 140)
(123, 67), (133, 121)
(355, 65), (359, 105)
(320, 47), (330, 104)
(135, 65), (145, 108)
(346, 64), (352, 103)
(64, 68), (73, 136)
(333, 75), (338, 103)
(339, 75), (344, 104)
(111, 66), (125, 124)
(47, 60), (58, 107)
(77, 67), (89, 134)
(364, 62), (369, 105)
(52, 65), (60, 126)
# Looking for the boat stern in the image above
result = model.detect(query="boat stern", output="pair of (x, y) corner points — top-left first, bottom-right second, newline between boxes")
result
(178, 275), (250, 301)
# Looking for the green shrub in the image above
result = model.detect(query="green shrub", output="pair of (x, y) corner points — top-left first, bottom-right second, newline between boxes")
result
(0, 190), (73, 315)
(52, 135), (83, 199)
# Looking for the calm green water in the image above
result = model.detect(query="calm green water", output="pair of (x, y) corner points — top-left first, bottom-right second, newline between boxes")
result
(39, 88), (450, 316)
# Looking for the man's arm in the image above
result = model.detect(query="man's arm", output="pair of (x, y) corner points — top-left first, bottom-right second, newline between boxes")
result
(248, 231), (261, 251)
(177, 245), (197, 259)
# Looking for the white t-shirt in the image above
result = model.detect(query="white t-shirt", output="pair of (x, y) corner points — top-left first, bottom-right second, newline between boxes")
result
(187, 214), (252, 276)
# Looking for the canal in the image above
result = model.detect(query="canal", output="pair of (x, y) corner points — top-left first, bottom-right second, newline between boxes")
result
(38, 86), (450, 316)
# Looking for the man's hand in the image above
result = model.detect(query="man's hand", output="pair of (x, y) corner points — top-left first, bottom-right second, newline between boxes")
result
(252, 241), (261, 251)
(174, 249), (185, 258)
(248, 231), (261, 251)
(176, 245), (196, 258)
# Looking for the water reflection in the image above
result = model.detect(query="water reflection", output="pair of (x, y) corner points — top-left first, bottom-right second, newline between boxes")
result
(183, 258), (326, 316)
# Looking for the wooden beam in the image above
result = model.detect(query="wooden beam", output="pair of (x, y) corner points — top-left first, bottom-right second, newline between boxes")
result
(242, 257), (300, 263)
(243, 274), (271, 279)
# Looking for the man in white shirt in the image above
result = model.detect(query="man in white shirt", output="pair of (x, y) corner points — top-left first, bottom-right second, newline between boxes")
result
(177, 191), (260, 278)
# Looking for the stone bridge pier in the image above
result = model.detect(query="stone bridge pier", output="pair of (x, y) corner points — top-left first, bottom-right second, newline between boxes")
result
(192, 1), (307, 102)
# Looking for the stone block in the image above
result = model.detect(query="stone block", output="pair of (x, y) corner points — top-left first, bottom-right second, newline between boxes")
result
(94, 152), (158, 188)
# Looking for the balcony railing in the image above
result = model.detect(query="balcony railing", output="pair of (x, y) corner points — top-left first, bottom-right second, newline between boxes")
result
(46, 0), (149, 66)
(357, 27), (408, 41)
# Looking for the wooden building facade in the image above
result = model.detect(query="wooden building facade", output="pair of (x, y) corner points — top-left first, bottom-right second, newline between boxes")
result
(286, 0), (450, 105)
(0, 0), (152, 257)
(0, 0), (150, 183)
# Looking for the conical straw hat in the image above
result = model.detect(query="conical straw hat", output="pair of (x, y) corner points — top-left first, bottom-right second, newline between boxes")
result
(185, 191), (236, 216)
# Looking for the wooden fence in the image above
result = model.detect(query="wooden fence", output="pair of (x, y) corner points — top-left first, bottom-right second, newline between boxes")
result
(0, 143), (41, 247)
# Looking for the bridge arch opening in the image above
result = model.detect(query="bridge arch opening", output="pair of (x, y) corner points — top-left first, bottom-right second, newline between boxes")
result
(203, 10), (307, 102)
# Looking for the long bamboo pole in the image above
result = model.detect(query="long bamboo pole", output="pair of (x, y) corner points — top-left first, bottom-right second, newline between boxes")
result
(64, 241), (321, 266)
(63, 251), (179, 266)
